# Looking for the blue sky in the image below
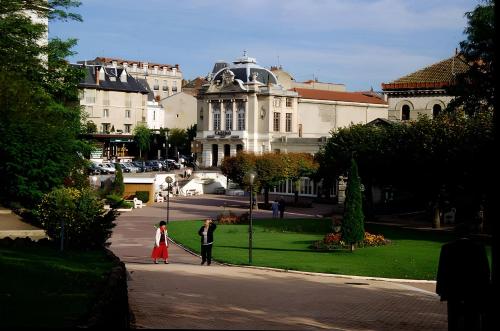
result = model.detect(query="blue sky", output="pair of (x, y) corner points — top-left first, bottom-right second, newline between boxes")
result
(49, 0), (479, 91)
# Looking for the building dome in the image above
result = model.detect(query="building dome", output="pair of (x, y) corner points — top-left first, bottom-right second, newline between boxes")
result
(212, 54), (279, 85)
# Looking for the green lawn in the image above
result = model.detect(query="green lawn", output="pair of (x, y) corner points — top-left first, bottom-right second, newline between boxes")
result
(168, 218), (490, 280)
(0, 245), (113, 328)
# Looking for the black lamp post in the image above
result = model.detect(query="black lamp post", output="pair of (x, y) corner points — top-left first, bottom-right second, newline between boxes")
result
(165, 129), (170, 171)
(248, 171), (256, 264)
(165, 176), (173, 224)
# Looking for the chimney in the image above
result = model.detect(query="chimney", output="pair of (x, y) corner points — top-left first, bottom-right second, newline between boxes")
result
(99, 67), (105, 82)
(95, 66), (99, 85)
(120, 69), (127, 83)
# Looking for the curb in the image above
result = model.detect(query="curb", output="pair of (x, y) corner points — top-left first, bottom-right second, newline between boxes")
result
(167, 237), (436, 285)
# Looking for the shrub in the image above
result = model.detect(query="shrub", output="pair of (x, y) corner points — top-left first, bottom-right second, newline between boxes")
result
(215, 211), (250, 225)
(342, 158), (365, 250)
(113, 164), (124, 196)
(135, 191), (149, 203)
(36, 187), (118, 249)
(105, 194), (131, 209)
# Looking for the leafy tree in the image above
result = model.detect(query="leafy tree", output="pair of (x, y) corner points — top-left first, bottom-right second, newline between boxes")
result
(0, 0), (84, 208)
(133, 123), (151, 159)
(113, 163), (125, 196)
(168, 128), (188, 158)
(186, 124), (197, 154)
(282, 153), (319, 204)
(255, 153), (286, 206)
(37, 187), (118, 249)
(446, 0), (495, 114)
(342, 158), (365, 251)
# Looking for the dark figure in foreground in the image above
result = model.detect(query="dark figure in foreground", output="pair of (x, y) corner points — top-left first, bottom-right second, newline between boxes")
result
(198, 218), (217, 266)
(278, 197), (286, 219)
(436, 223), (491, 331)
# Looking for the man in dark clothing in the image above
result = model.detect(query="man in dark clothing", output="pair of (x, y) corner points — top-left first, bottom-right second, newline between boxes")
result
(278, 197), (285, 219)
(198, 218), (217, 266)
(436, 223), (491, 331)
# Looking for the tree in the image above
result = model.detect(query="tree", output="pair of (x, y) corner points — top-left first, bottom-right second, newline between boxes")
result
(342, 158), (365, 252)
(133, 123), (151, 159)
(255, 153), (286, 206)
(446, 0), (495, 114)
(282, 153), (318, 204)
(0, 0), (86, 208)
(186, 124), (197, 154)
(168, 128), (188, 159)
(113, 164), (125, 196)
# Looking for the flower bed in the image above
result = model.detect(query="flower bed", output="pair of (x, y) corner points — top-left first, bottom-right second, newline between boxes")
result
(311, 231), (391, 250)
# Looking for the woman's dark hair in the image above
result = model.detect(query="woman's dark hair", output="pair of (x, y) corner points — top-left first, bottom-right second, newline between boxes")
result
(159, 221), (166, 226)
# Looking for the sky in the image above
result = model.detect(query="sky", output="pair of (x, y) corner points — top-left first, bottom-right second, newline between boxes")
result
(49, 0), (479, 92)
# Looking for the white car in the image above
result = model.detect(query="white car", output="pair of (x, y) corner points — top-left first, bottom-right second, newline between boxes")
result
(101, 163), (116, 173)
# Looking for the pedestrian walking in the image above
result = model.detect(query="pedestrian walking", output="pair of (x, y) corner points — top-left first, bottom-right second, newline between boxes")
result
(198, 218), (217, 266)
(271, 199), (279, 218)
(436, 223), (491, 331)
(151, 221), (169, 264)
(278, 197), (286, 219)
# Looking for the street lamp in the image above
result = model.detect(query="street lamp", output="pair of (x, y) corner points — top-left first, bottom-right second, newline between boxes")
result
(165, 176), (173, 224)
(247, 171), (256, 264)
(165, 129), (170, 171)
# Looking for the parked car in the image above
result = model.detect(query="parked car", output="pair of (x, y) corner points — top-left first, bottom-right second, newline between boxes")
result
(166, 159), (181, 169)
(132, 161), (151, 172)
(90, 162), (111, 174)
(122, 162), (139, 173)
(100, 163), (116, 173)
(113, 162), (131, 173)
(145, 160), (160, 171)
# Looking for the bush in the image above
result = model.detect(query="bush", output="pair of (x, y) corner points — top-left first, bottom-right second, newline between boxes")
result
(135, 191), (149, 203)
(105, 194), (129, 209)
(36, 187), (118, 249)
(215, 211), (250, 225)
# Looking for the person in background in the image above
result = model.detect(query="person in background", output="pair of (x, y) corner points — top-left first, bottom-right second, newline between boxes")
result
(271, 199), (279, 218)
(151, 221), (169, 264)
(278, 197), (286, 219)
(198, 218), (217, 266)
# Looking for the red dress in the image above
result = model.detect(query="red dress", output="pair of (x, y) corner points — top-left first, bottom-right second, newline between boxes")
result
(151, 230), (169, 260)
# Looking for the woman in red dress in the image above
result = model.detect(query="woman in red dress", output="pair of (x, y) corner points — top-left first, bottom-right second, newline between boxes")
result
(151, 221), (169, 264)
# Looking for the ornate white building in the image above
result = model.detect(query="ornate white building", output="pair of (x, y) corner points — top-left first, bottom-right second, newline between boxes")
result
(195, 54), (388, 168)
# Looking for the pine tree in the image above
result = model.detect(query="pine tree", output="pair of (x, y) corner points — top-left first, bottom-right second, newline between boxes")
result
(342, 158), (365, 251)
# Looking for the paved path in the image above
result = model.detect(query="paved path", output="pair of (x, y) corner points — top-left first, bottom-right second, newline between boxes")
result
(109, 195), (447, 330)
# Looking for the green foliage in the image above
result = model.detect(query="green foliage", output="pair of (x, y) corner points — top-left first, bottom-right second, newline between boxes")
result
(342, 159), (365, 249)
(37, 187), (118, 249)
(446, 0), (495, 114)
(0, 0), (86, 208)
(133, 123), (150, 158)
(135, 191), (150, 203)
(113, 164), (125, 196)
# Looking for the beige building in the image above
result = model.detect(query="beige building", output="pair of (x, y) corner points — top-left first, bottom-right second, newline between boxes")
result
(159, 92), (197, 130)
(381, 53), (469, 121)
(195, 54), (388, 167)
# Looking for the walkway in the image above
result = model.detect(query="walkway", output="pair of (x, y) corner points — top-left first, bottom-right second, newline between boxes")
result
(109, 195), (447, 330)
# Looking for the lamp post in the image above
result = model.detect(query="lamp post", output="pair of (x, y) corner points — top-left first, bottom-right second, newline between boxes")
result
(165, 129), (170, 171)
(248, 171), (256, 264)
(165, 176), (173, 224)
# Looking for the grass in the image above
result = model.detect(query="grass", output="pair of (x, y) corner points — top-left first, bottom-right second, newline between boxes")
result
(168, 218), (491, 280)
(0, 245), (113, 328)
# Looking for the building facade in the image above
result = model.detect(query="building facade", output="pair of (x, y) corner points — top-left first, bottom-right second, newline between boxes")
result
(381, 53), (469, 121)
(195, 54), (388, 167)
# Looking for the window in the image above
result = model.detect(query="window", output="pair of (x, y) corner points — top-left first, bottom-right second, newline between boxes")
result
(402, 104), (410, 120)
(286, 113), (292, 132)
(153, 110), (156, 121)
(103, 91), (109, 106)
(433, 104), (442, 117)
(86, 106), (93, 117)
(103, 109), (109, 118)
(162, 80), (168, 91)
(85, 89), (96, 104)
(237, 102), (245, 130)
(172, 80), (178, 92)
(213, 103), (221, 130)
(273, 112), (280, 132)
(273, 97), (282, 108)
(286, 98), (292, 107)
(125, 93), (132, 108)
(125, 109), (131, 118)
(298, 124), (303, 137)
(102, 123), (111, 133)
(153, 79), (159, 90)
(225, 102), (233, 130)
(124, 124), (131, 133)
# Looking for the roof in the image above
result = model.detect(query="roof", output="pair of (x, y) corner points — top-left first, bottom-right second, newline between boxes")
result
(381, 54), (469, 90)
(212, 54), (279, 85)
(291, 88), (387, 105)
(77, 65), (149, 94)
(92, 57), (181, 71)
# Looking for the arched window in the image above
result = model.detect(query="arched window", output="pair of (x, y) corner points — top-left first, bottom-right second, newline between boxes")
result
(212, 103), (221, 130)
(402, 105), (410, 121)
(433, 104), (442, 117)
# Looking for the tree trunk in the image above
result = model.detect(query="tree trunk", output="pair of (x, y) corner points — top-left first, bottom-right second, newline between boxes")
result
(433, 204), (441, 228)
(264, 187), (269, 206)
